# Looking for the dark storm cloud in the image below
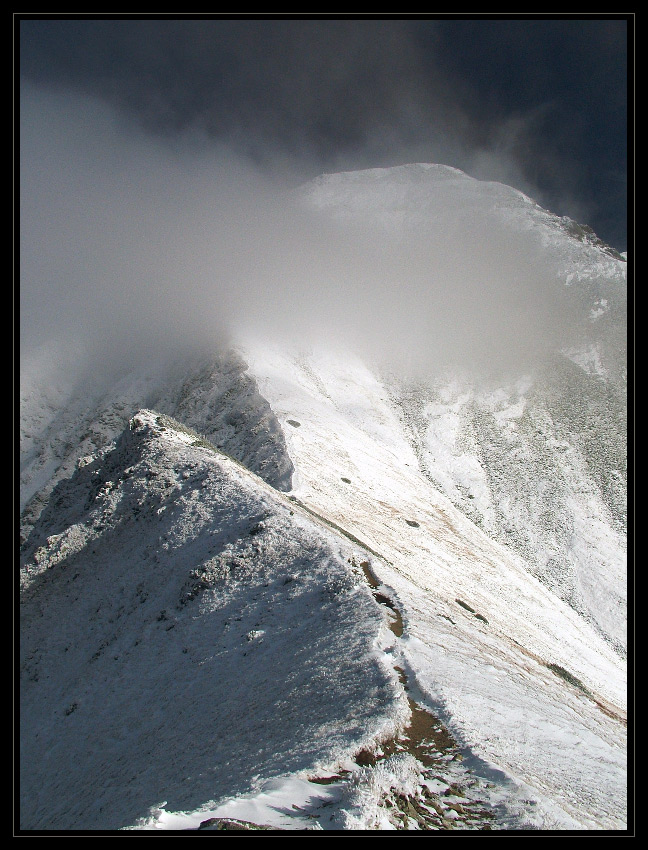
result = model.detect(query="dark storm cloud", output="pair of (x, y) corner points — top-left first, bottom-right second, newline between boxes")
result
(19, 17), (628, 250)
(421, 19), (628, 250)
(19, 20), (446, 163)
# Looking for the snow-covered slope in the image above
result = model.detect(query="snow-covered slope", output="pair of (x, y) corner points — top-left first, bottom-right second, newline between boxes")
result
(20, 411), (404, 830)
(20, 348), (294, 524)
(302, 163), (625, 271)
(19, 163), (627, 831)
(385, 359), (626, 656)
(243, 343), (626, 830)
(296, 164), (627, 658)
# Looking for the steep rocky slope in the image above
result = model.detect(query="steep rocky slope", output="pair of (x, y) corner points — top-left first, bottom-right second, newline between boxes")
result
(20, 348), (294, 534)
(20, 411), (402, 829)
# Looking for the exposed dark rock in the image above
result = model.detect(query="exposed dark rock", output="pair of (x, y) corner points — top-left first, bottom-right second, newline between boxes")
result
(195, 817), (277, 830)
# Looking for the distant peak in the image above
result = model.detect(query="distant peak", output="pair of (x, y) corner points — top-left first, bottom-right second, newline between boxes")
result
(313, 162), (471, 183)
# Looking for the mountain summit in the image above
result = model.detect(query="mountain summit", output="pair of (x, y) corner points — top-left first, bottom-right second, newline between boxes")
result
(20, 165), (627, 831)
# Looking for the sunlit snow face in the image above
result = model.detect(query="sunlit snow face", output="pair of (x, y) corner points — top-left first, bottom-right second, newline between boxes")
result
(21, 84), (585, 388)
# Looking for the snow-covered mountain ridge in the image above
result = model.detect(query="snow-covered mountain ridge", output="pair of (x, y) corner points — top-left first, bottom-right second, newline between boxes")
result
(20, 348), (294, 520)
(21, 410), (404, 829)
(20, 164), (627, 831)
(302, 163), (626, 271)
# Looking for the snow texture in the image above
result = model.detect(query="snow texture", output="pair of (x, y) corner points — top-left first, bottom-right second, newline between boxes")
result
(19, 164), (627, 832)
(20, 411), (404, 829)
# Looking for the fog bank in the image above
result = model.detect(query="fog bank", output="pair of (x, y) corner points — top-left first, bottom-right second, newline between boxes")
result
(21, 84), (585, 390)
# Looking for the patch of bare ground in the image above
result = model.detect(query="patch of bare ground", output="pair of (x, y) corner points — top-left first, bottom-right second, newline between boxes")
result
(386, 666), (458, 766)
(344, 661), (496, 829)
(307, 556), (497, 829)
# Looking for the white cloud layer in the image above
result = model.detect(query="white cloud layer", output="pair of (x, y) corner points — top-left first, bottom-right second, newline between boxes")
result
(21, 83), (585, 388)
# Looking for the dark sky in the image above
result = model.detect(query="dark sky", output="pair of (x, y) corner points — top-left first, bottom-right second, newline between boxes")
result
(19, 16), (629, 251)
